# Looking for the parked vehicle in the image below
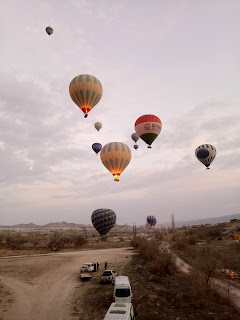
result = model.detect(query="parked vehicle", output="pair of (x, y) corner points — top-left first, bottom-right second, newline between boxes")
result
(104, 302), (136, 320)
(113, 276), (133, 303)
(80, 272), (92, 281)
(100, 270), (118, 284)
(80, 262), (94, 273)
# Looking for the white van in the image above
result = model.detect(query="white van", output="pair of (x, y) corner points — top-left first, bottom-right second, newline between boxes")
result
(114, 276), (133, 303)
(104, 302), (136, 320)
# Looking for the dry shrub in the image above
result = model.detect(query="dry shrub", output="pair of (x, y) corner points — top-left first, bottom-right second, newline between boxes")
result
(149, 249), (177, 276)
(73, 235), (87, 247)
(173, 269), (220, 310)
(131, 236), (177, 277)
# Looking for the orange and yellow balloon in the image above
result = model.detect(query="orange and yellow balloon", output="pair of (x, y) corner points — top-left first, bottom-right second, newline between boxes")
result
(69, 74), (103, 118)
(100, 142), (131, 181)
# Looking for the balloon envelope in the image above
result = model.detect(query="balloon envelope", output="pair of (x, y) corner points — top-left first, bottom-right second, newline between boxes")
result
(91, 208), (116, 236)
(195, 144), (216, 168)
(147, 216), (157, 227)
(92, 143), (102, 154)
(69, 74), (103, 117)
(46, 26), (53, 35)
(135, 114), (162, 148)
(131, 133), (139, 143)
(100, 142), (131, 181)
(94, 122), (102, 131)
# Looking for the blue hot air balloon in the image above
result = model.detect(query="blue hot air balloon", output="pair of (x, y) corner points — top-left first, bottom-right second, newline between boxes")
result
(92, 143), (102, 155)
(195, 144), (216, 169)
(91, 208), (116, 236)
(147, 216), (157, 227)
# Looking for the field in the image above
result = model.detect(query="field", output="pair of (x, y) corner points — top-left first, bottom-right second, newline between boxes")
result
(0, 221), (240, 320)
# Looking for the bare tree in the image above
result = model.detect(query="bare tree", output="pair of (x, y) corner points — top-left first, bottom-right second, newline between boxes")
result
(171, 213), (175, 233)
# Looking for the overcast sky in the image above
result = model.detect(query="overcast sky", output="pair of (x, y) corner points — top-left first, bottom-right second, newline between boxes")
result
(0, 0), (239, 226)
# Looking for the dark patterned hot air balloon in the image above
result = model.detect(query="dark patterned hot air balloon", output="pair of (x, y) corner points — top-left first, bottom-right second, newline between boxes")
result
(195, 144), (216, 169)
(46, 26), (53, 35)
(91, 209), (116, 236)
(135, 114), (162, 148)
(147, 216), (157, 227)
(92, 143), (102, 155)
(69, 74), (103, 118)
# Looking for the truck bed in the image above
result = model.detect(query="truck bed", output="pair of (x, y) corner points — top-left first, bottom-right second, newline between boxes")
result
(80, 272), (92, 281)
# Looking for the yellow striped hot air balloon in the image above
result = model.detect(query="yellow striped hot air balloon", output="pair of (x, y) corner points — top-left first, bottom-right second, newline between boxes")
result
(100, 142), (131, 181)
(69, 74), (103, 118)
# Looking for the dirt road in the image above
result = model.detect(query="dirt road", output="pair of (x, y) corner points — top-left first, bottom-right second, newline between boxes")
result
(0, 248), (133, 320)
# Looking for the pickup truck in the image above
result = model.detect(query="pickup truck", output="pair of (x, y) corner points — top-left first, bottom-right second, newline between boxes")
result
(100, 270), (118, 284)
(80, 262), (94, 273)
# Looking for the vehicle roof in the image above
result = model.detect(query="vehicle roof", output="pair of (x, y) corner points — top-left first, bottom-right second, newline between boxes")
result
(103, 270), (115, 272)
(114, 276), (130, 285)
(104, 303), (132, 320)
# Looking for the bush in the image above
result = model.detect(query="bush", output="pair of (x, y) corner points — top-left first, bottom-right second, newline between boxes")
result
(131, 236), (177, 277)
(73, 235), (87, 247)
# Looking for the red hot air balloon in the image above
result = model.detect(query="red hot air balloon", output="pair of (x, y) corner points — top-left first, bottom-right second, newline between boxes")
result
(135, 114), (162, 148)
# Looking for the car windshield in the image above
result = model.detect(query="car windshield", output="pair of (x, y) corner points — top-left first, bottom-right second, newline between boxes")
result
(115, 288), (130, 297)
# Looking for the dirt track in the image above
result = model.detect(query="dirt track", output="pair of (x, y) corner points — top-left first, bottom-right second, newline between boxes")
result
(0, 248), (133, 320)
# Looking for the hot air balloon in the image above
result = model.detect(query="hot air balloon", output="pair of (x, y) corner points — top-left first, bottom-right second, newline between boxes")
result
(46, 26), (53, 35)
(131, 133), (139, 143)
(69, 74), (103, 118)
(147, 216), (157, 227)
(134, 145), (138, 150)
(94, 122), (102, 131)
(135, 114), (162, 148)
(100, 142), (131, 181)
(91, 208), (116, 236)
(195, 144), (217, 169)
(92, 143), (102, 155)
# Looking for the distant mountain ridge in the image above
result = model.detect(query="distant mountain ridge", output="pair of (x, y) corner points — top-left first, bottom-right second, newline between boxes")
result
(0, 221), (89, 229)
(157, 213), (240, 228)
(0, 214), (239, 229)
(0, 221), (132, 230)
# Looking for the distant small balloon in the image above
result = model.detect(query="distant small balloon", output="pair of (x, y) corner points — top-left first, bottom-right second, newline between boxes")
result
(46, 26), (53, 35)
(134, 145), (138, 150)
(131, 133), (139, 143)
(94, 122), (102, 131)
(147, 216), (157, 227)
(92, 143), (102, 155)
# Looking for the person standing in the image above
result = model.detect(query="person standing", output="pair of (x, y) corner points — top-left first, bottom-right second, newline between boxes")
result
(97, 262), (99, 270)
(105, 261), (107, 269)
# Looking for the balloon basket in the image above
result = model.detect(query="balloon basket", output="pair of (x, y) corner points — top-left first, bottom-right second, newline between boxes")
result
(147, 146), (152, 149)
(114, 178), (119, 182)
(84, 113), (88, 118)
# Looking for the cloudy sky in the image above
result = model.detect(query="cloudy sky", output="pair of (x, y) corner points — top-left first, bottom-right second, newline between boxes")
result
(0, 0), (239, 226)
